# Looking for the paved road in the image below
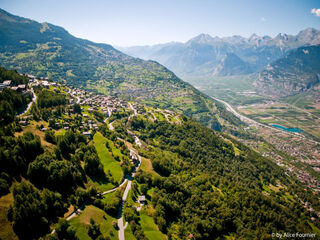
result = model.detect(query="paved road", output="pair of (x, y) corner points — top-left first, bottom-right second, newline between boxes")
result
(104, 108), (114, 130)
(65, 172), (129, 221)
(118, 151), (141, 240)
(63, 110), (142, 240)
(76, 96), (80, 104)
(109, 121), (114, 130)
(128, 102), (137, 115)
(116, 105), (143, 240)
(117, 180), (132, 240)
(18, 88), (36, 117)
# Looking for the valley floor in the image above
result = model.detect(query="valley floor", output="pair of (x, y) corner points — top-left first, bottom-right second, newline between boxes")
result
(213, 96), (320, 193)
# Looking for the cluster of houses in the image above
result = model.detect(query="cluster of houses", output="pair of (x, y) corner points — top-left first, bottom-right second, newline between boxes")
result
(255, 135), (320, 195)
(66, 86), (131, 137)
(69, 87), (128, 118)
(286, 165), (320, 193)
(0, 73), (58, 93)
(0, 79), (27, 92)
(12, 74), (131, 139)
(269, 150), (320, 194)
(18, 115), (32, 126)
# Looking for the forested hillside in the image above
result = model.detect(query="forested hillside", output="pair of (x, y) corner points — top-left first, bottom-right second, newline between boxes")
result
(123, 116), (320, 239)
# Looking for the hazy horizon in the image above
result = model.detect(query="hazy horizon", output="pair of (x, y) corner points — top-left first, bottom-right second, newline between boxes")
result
(1, 0), (320, 46)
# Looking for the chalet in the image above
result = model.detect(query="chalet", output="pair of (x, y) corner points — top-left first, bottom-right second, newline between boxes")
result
(19, 120), (28, 126)
(11, 86), (18, 91)
(138, 195), (146, 204)
(3, 80), (11, 86)
(27, 74), (35, 79)
(17, 84), (26, 92)
(64, 127), (69, 130)
(42, 81), (50, 88)
(83, 114), (88, 117)
(41, 128), (48, 131)
(23, 115), (32, 120)
(130, 150), (138, 160)
(83, 131), (92, 137)
(0, 83), (6, 90)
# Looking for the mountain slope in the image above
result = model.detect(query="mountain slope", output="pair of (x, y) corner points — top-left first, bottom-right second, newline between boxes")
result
(255, 44), (320, 97)
(212, 53), (252, 76)
(0, 8), (240, 131)
(1, 70), (319, 239)
(119, 28), (320, 79)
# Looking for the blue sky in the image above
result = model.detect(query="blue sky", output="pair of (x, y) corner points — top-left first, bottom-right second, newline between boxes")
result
(1, 0), (320, 46)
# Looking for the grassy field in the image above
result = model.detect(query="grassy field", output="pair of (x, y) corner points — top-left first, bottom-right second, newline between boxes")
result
(237, 104), (320, 140)
(15, 121), (54, 149)
(0, 193), (17, 240)
(140, 157), (159, 177)
(69, 205), (118, 240)
(153, 111), (166, 121)
(139, 208), (166, 240)
(93, 132), (123, 186)
(283, 91), (316, 109)
(87, 178), (115, 192)
(101, 189), (119, 204)
(55, 128), (67, 136)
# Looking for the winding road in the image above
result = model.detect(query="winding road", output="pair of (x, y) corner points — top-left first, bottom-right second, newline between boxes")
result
(128, 102), (137, 115)
(117, 147), (142, 240)
(17, 88), (37, 117)
(62, 103), (143, 240)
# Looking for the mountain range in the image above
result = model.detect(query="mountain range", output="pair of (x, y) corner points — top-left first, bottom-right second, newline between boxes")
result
(118, 28), (320, 78)
(255, 44), (320, 97)
(0, 8), (240, 132)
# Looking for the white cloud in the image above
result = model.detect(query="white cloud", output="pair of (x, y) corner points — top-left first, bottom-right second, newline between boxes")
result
(311, 8), (320, 17)
(260, 17), (266, 22)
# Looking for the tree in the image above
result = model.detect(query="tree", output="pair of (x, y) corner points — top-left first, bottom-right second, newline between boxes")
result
(0, 178), (9, 195)
(17, 131), (43, 163)
(27, 152), (84, 194)
(83, 146), (105, 179)
(73, 104), (81, 114)
(45, 130), (56, 144)
(88, 218), (102, 239)
(55, 219), (78, 240)
(0, 100), (14, 125)
(10, 181), (50, 239)
(37, 89), (66, 108)
(140, 184), (148, 195)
